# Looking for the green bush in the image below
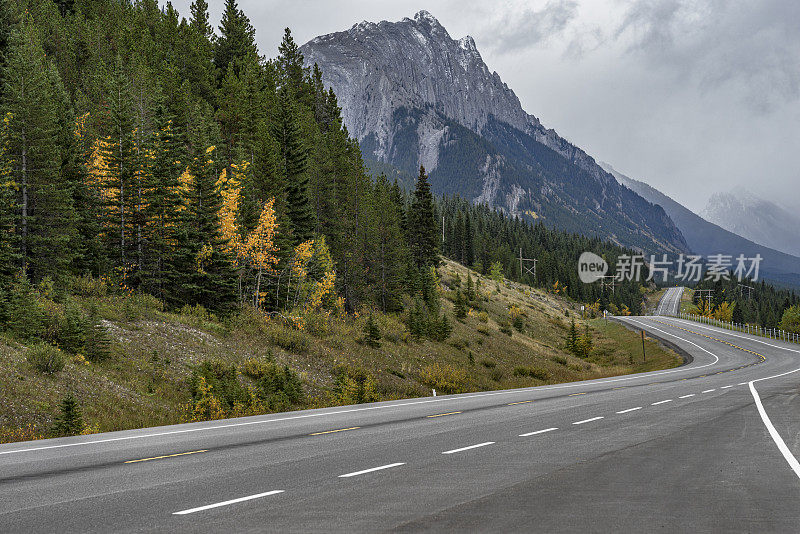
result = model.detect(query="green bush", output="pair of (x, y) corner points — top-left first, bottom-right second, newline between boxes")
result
(480, 359), (496, 369)
(334, 367), (380, 404)
(71, 274), (108, 297)
(489, 368), (504, 382)
(266, 324), (310, 353)
(256, 364), (303, 408)
(26, 343), (66, 374)
(417, 363), (469, 394)
(240, 354), (275, 380)
(190, 359), (246, 409)
(551, 356), (568, 366)
(513, 366), (550, 381)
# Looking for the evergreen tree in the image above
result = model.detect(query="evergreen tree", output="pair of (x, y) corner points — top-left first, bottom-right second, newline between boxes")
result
(2, 15), (73, 280)
(214, 0), (257, 81)
(277, 28), (308, 100)
(273, 88), (313, 242)
(454, 289), (467, 321)
(362, 315), (381, 348)
(85, 303), (111, 361)
(52, 393), (83, 436)
(408, 165), (439, 271)
(0, 110), (20, 285)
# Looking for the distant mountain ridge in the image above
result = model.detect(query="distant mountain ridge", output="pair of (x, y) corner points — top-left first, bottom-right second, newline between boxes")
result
(701, 189), (800, 258)
(300, 11), (689, 255)
(602, 163), (800, 287)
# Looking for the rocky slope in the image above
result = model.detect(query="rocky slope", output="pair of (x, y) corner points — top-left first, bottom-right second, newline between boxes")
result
(301, 11), (688, 255)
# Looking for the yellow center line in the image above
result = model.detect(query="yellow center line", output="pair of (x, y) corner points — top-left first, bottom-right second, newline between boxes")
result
(427, 411), (462, 418)
(125, 450), (207, 464)
(569, 392), (586, 396)
(310, 427), (361, 436)
(507, 400), (534, 406)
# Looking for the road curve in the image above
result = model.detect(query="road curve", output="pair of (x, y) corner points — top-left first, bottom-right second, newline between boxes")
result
(655, 286), (684, 316)
(1, 315), (800, 532)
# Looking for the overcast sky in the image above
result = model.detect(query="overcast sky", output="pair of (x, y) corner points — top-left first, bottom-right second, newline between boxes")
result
(166, 0), (800, 213)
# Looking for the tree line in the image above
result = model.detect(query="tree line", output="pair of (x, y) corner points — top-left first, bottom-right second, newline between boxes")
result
(0, 0), (651, 326)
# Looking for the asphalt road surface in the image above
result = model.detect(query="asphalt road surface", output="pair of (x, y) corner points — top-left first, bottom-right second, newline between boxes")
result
(655, 286), (684, 316)
(2, 315), (800, 532)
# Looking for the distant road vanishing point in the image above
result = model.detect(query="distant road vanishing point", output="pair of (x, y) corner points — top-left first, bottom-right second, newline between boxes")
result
(1, 316), (799, 532)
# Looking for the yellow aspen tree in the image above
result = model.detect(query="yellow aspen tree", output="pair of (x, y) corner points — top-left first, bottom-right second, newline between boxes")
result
(242, 198), (279, 309)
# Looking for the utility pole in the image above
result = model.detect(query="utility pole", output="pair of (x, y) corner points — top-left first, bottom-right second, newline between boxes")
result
(519, 248), (537, 283)
(600, 275), (616, 293)
(641, 330), (646, 362)
(738, 284), (754, 300)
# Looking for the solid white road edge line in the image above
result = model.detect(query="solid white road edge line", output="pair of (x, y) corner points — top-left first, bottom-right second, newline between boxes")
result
(173, 490), (284, 515)
(616, 407), (642, 414)
(573, 417), (604, 425)
(748, 367), (800, 480)
(339, 463), (406, 478)
(442, 442), (495, 455)
(670, 317), (800, 354)
(519, 428), (558, 437)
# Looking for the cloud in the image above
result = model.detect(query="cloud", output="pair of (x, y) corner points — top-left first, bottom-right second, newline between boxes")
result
(477, 1), (579, 53)
(615, 0), (800, 112)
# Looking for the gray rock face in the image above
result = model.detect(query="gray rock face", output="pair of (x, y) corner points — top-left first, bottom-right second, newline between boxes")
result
(302, 10), (609, 183)
(301, 11), (688, 254)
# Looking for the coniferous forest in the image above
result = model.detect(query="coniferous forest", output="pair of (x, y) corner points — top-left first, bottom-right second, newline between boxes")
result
(0, 0), (652, 321)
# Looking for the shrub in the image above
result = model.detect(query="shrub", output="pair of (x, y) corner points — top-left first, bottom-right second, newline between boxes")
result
(334, 367), (380, 404)
(0, 424), (44, 444)
(417, 363), (469, 394)
(489, 368), (504, 382)
(183, 376), (226, 422)
(255, 364), (303, 408)
(52, 393), (83, 436)
(477, 311), (489, 323)
(499, 321), (513, 336)
(71, 274), (108, 298)
(513, 366), (550, 381)
(240, 354), (275, 380)
(27, 343), (66, 374)
(190, 359), (246, 409)
(480, 359), (496, 369)
(265, 324), (310, 353)
(476, 325), (490, 336)
(551, 356), (568, 366)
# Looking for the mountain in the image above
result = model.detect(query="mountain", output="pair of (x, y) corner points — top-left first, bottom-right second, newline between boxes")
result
(601, 163), (800, 287)
(300, 11), (688, 255)
(701, 189), (800, 258)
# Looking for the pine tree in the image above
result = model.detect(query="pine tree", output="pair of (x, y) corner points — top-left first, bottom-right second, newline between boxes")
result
(274, 88), (313, 242)
(214, 0), (257, 81)
(363, 315), (381, 348)
(454, 289), (467, 321)
(566, 318), (578, 354)
(277, 28), (308, 100)
(2, 14), (73, 281)
(408, 165), (439, 271)
(52, 393), (83, 436)
(0, 111), (20, 285)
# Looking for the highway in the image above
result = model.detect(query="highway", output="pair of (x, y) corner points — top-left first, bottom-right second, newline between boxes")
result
(1, 315), (800, 532)
(655, 286), (684, 316)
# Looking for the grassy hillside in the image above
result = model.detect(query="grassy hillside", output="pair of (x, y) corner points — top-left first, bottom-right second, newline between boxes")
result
(0, 260), (681, 443)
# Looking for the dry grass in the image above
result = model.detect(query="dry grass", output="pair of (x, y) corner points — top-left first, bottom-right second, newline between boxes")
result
(0, 260), (682, 442)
